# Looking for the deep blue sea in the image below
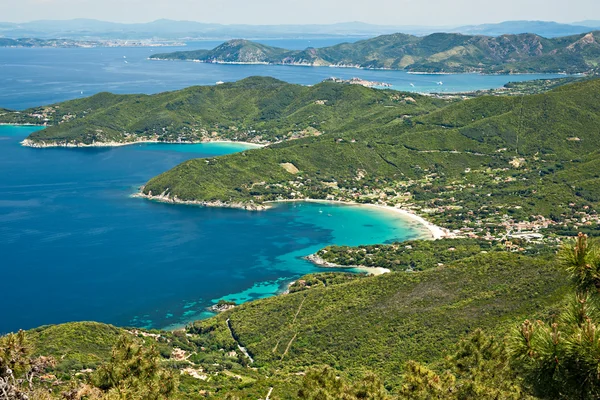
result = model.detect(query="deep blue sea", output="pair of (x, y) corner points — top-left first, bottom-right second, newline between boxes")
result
(0, 38), (564, 110)
(0, 125), (429, 332)
(0, 38), (563, 332)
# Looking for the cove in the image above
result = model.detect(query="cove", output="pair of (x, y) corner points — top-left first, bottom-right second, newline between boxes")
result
(0, 125), (428, 332)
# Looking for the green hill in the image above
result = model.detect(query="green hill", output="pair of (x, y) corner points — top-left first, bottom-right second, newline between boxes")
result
(2, 77), (447, 146)
(142, 78), (600, 236)
(156, 39), (289, 63)
(210, 248), (567, 389)
(151, 31), (600, 73)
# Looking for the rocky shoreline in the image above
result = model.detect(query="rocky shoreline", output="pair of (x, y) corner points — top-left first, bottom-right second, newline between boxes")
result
(133, 189), (270, 211)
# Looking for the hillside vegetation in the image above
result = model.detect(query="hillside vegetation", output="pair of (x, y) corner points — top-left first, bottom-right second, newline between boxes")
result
(142, 78), (600, 238)
(211, 248), (568, 391)
(151, 31), (600, 73)
(0, 77), (447, 146)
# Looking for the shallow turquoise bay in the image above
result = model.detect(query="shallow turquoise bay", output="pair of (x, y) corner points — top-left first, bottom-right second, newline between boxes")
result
(0, 125), (427, 332)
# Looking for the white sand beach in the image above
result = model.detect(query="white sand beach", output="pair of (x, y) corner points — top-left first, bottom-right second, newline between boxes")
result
(20, 138), (265, 148)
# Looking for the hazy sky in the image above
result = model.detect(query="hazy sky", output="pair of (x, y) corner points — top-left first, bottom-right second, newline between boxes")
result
(1, 0), (599, 25)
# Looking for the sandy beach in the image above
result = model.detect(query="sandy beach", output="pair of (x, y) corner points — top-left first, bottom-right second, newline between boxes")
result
(20, 138), (265, 148)
(361, 203), (453, 240)
(354, 266), (391, 275)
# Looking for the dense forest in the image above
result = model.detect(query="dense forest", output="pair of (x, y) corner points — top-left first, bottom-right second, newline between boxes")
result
(0, 77), (448, 145)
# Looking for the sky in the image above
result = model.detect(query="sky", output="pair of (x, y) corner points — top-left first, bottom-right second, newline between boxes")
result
(0, 0), (599, 26)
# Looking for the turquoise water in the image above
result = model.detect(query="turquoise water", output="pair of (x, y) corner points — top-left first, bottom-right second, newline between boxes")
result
(0, 125), (427, 332)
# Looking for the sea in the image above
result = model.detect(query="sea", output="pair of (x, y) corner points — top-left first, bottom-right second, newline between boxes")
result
(0, 38), (564, 110)
(0, 38), (564, 332)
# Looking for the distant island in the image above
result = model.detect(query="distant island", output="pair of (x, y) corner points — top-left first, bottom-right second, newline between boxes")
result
(150, 31), (600, 74)
(0, 38), (185, 48)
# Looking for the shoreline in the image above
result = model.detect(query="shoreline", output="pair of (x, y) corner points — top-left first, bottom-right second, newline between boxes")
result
(0, 123), (45, 127)
(133, 190), (271, 211)
(132, 197), (450, 331)
(149, 58), (576, 76)
(134, 194), (451, 240)
(20, 138), (266, 149)
(304, 254), (391, 276)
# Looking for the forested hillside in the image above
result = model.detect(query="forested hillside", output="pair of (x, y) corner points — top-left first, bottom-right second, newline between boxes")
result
(0, 77), (447, 146)
(142, 78), (600, 237)
(151, 31), (600, 73)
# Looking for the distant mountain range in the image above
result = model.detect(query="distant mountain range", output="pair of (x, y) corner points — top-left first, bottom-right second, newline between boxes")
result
(574, 20), (600, 28)
(1, 19), (600, 40)
(453, 20), (599, 37)
(151, 31), (600, 74)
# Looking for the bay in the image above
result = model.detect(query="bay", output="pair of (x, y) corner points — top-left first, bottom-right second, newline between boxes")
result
(0, 38), (563, 110)
(0, 125), (428, 332)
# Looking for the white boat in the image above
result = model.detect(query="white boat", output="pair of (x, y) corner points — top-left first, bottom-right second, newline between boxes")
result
(216, 81), (225, 85)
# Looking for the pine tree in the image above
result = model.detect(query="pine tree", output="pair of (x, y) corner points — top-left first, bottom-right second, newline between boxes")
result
(298, 366), (391, 400)
(89, 334), (178, 400)
(0, 330), (55, 400)
(510, 233), (600, 399)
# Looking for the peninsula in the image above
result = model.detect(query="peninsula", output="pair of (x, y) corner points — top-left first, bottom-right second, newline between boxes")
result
(150, 31), (600, 74)
(1, 77), (449, 146)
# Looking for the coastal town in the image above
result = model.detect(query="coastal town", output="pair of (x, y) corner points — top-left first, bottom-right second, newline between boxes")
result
(0, 38), (185, 48)
(324, 76), (393, 88)
(241, 154), (599, 248)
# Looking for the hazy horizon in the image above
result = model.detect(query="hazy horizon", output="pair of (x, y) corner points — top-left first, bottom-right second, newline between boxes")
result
(0, 0), (599, 26)
(1, 18), (599, 27)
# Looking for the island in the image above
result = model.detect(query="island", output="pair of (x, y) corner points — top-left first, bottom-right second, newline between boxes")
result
(5, 76), (600, 243)
(150, 31), (600, 74)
